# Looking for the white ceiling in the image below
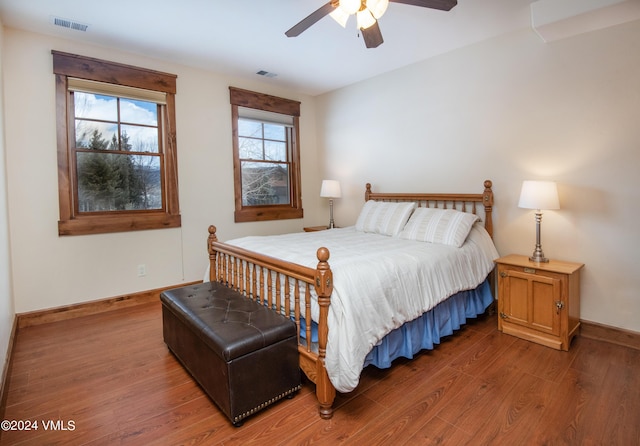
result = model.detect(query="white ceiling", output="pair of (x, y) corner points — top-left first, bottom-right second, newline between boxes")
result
(1, 0), (540, 95)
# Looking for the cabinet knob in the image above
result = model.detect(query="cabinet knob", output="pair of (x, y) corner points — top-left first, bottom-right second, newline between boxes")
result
(499, 271), (507, 278)
(499, 312), (508, 319)
(555, 301), (565, 314)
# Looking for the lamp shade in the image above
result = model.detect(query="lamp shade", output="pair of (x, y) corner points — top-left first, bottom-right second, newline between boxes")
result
(320, 180), (342, 198)
(329, 7), (350, 27)
(356, 8), (376, 30)
(518, 180), (560, 210)
(339, 0), (361, 14)
(368, 0), (389, 19)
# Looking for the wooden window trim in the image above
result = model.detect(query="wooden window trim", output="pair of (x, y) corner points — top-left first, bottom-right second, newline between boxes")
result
(53, 51), (181, 235)
(230, 87), (303, 222)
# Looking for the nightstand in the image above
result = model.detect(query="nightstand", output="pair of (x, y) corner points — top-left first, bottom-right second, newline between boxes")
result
(303, 225), (329, 232)
(495, 254), (584, 351)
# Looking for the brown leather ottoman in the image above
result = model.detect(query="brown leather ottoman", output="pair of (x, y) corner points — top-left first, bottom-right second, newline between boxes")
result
(161, 282), (301, 426)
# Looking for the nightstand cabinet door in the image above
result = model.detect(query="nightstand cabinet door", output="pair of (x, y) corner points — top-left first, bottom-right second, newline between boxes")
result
(499, 268), (562, 337)
(496, 255), (583, 351)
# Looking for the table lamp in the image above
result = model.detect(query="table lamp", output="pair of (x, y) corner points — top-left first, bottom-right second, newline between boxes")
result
(320, 180), (341, 229)
(518, 180), (560, 263)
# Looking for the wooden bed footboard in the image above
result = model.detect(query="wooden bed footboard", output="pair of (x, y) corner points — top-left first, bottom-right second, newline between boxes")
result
(207, 225), (337, 419)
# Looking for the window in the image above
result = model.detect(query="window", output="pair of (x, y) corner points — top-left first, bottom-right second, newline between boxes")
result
(53, 51), (180, 235)
(230, 87), (303, 222)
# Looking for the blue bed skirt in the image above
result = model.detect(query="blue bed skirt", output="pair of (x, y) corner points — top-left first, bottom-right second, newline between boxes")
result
(298, 279), (493, 368)
(363, 279), (494, 369)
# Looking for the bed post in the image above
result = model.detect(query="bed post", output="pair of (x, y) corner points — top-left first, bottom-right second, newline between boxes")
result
(365, 183), (372, 201)
(207, 225), (219, 283)
(483, 180), (494, 239)
(314, 247), (336, 419)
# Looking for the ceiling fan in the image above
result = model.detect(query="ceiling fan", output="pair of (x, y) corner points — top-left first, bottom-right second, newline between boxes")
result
(285, 0), (458, 49)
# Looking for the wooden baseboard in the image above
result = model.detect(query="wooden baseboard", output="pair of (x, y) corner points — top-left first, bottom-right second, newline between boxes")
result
(580, 319), (640, 351)
(16, 281), (201, 329)
(0, 316), (18, 421)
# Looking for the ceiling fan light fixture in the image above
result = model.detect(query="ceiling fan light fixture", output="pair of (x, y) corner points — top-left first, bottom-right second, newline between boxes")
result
(366, 0), (389, 19)
(286, 0), (458, 48)
(339, 0), (362, 15)
(356, 8), (376, 30)
(329, 7), (350, 28)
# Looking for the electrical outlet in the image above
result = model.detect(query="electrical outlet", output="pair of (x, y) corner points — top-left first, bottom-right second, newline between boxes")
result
(137, 264), (146, 277)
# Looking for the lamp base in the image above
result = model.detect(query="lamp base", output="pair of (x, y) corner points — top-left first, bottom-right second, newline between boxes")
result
(328, 199), (335, 229)
(529, 211), (549, 263)
(529, 245), (549, 263)
(529, 253), (549, 263)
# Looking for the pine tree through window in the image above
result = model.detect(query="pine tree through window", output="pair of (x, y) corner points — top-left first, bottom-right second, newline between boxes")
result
(74, 92), (162, 212)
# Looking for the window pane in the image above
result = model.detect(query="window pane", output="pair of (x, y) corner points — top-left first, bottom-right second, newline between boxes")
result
(263, 123), (285, 141)
(241, 162), (290, 206)
(119, 98), (158, 125)
(264, 140), (287, 161)
(76, 152), (161, 212)
(132, 154), (162, 209)
(74, 92), (118, 121)
(75, 122), (118, 149)
(121, 125), (159, 153)
(239, 137), (263, 159)
(238, 119), (262, 138)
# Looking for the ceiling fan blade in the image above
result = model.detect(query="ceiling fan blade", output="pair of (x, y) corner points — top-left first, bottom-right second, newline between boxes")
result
(389, 0), (457, 11)
(285, 2), (336, 37)
(361, 21), (384, 48)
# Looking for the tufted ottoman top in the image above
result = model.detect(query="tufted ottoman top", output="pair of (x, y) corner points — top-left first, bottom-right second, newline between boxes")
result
(161, 282), (297, 361)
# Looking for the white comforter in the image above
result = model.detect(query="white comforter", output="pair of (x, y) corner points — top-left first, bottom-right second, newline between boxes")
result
(224, 224), (499, 393)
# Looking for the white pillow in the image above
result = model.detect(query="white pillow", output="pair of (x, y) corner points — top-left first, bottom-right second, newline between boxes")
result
(355, 201), (416, 236)
(398, 207), (479, 247)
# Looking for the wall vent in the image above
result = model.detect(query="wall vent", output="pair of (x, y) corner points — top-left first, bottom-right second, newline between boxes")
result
(51, 16), (89, 32)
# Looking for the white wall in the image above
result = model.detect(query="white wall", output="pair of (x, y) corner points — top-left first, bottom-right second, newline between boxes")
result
(317, 21), (640, 332)
(0, 20), (16, 388)
(3, 28), (325, 314)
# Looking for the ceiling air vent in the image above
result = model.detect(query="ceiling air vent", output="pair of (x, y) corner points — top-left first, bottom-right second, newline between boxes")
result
(256, 70), (277, 78)
(51, 16), (89, 32)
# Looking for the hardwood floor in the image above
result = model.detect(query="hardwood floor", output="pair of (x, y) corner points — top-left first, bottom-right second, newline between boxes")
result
(2, 301), (639, 445)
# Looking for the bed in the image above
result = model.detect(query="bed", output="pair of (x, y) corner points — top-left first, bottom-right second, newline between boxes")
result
(207, 180), (498, 419)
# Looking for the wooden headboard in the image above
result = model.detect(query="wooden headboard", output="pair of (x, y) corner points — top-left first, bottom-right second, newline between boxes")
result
(364, 180), (494, 239)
